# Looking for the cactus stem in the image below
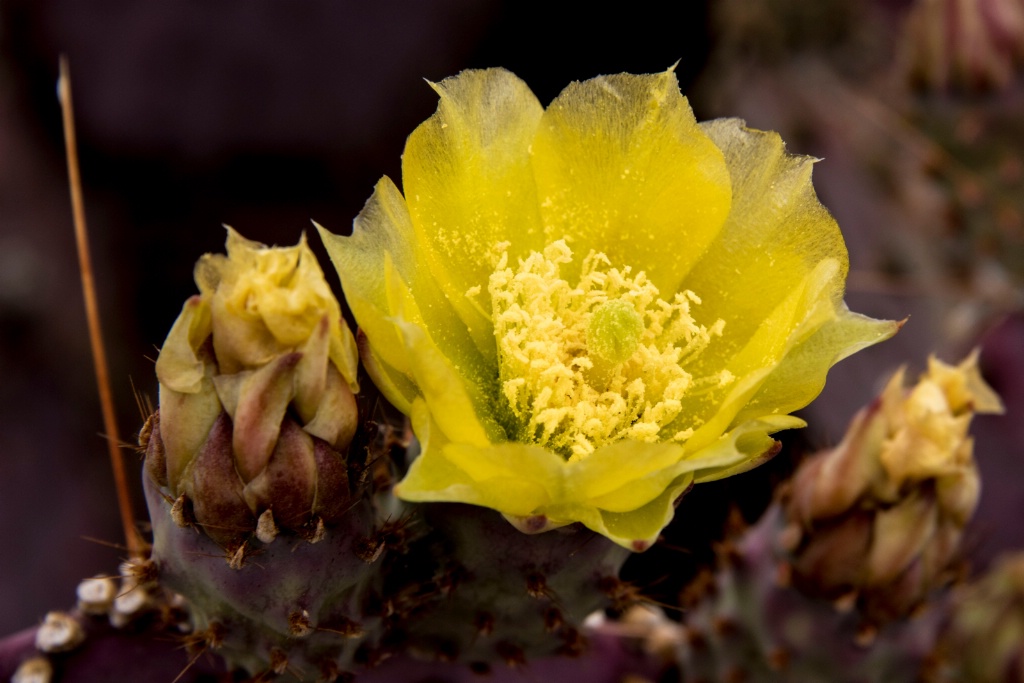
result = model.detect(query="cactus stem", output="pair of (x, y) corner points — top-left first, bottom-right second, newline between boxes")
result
(317, 660), (340, 683)
(353, 643), (387, 668)
(713, 539), (744, 567)
(777, 522), (802, 552)
(168, 646), (209, 683)
(712, 615), (739, 638)
(111, 578), (152, 626)
(383, 513), (419, 548)
(684, 626), (709, 651)
(357, 514), (420, 563)
(723, 665), (747, 683)
(436, 563), (468, 598)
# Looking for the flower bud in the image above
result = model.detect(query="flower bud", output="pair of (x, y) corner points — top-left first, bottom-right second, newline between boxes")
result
(904, 0), (1024, 92)
(146, 228), (361, 548)
(784, 351), (1003, 623)
(939, 553), (1024, 682)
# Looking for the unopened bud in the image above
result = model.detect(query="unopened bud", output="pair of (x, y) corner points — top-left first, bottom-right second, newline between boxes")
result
(904, 0), (1024, 92)
(147, 228), (361, 548)
(785, 351), (1002, 622)
(940, 553), (1024, 682)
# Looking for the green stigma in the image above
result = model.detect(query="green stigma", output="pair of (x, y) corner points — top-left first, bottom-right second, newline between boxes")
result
(587, 299), (643, 364)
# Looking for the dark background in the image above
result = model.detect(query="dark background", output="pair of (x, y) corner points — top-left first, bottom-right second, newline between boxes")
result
(1, 0), (1021, 636)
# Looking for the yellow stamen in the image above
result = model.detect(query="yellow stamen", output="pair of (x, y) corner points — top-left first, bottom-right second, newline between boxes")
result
(488, 240), (730, 461)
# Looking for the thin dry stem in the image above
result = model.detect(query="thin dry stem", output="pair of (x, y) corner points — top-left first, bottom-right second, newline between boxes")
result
(58, 55), (143, 559)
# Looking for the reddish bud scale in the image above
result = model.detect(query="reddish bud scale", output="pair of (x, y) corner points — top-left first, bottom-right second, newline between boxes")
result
(145, 410), (354, 551)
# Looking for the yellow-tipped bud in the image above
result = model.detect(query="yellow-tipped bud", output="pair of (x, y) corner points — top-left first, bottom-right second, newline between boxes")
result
(148, 228), (361, 548)
(786, 351), (1003, 623)
(941, 553), (1024, 682)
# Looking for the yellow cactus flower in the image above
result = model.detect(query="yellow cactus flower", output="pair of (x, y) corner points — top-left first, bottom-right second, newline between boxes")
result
(319, 68), (898, 550)
(155, 227), (360, 496)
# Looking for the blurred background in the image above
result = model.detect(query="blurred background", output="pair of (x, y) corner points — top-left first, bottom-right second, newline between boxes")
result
(0, 0), (1021, 637)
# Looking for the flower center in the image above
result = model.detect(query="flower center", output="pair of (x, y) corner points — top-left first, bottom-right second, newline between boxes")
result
(588, 299), (643, 365)
(484, 240), (732, 462)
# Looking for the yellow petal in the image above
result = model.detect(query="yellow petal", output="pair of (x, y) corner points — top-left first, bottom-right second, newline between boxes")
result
(737, 306), (901, 427)
(155, 295), (213, 394)
(303, 364), (358, 450)
(391, 317), (501, 447)
(358, 339), (418, 416)
(683, 121), (855, 381)
(544, 473), (697, 551)
(328, 317), (360, 395)
(928, 350), (1005, 415)
(568, 440), (684, 502)
(867, 493), (937, 584)
(382, 252), (494, 397)
(317, 179), (490, 395)
(293, 316), (330, 423)
(438, 442), (561, 515)
(213, 353), (300, 482)
(691, 414), (806, 483)
(680, 259), (841, 453)
(597, 475), (694, 551)
(193, 227), (359, 392)
(530, 69), (732, 286)
(674, 117), (898, 448)
(157, 380), (221, 494)
(568, 439), (746, 513)
(396, 407), (558, 516)
(403, 68), (546, 356)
